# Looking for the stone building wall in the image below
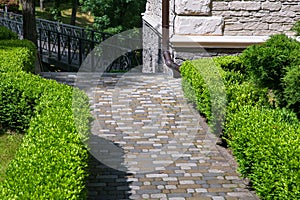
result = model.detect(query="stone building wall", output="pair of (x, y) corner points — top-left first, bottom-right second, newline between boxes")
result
(212, 0), (300, 36)
(142, 0), (300, 74)
(173, 0), (300, 36)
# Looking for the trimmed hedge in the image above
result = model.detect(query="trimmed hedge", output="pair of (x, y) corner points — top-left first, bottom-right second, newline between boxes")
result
(181, 58), (226, 133)
(0, 39), (37, 73)
(0, 29), (92, 199)
(181, 56), (270, 129)
(181, 53), (299, 199)
(225, 106), (300, 199)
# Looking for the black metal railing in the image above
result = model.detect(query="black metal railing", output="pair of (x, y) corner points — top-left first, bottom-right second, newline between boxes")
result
(38, 28), (100, 67)
(0, 10), (142, 72)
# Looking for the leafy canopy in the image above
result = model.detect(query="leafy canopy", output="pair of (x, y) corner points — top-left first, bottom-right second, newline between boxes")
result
(79, 0), (146, 33)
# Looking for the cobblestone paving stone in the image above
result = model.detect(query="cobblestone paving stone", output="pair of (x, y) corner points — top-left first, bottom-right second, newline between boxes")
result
(42, 72), (259, 200)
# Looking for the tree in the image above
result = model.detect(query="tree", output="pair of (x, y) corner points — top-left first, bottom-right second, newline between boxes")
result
(79, 0), (146, 33)
(22, 0), (37, 46)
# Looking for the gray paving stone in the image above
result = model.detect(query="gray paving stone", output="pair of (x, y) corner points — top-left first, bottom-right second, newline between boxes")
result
(42, 72), (259, 200)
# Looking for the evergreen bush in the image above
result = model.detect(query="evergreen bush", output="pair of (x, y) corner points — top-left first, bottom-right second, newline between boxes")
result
(0, 26), (18, 40)
(181, 50), (299, 199)
(0, 34), (92, 199)
(241, 34), (300, 96)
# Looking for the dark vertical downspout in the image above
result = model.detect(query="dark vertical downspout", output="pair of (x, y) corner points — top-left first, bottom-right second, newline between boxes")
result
(162, 0), (169, 51)
(162, 0), (181, 73)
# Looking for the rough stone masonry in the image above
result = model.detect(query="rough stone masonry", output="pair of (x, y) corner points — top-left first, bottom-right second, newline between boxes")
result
(142, 0), (300, 73)
(145, 0), (300, 36)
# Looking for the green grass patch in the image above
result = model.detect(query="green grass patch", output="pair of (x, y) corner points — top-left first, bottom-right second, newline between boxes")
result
(0, 130), (23, 182)
(34, 2), (94, 27)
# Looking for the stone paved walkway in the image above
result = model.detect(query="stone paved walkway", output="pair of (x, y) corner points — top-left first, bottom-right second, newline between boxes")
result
(42, 72), (259, 200)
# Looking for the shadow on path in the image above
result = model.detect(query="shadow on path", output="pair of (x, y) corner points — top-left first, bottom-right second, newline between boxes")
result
(86, 135), (132, 200)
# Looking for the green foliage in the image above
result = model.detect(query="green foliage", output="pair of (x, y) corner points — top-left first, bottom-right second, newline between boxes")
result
(226, 81), (270, 115)
(241, 34), (300, 93)
(49, 7), (62, 22)
(0, 75), (37, 132)
(0, 39), (36, 73)
(79, 0), (147, 33)
(0, 0), (19, 12)
(213, 55), (245, 73)
(181, 58), (226, 134)
(225, 106), (299, 199)
(291, 21), (300, 36)
(181, 53), (300, 199)
(0, 38), (92, 198)
(0, 72), (91, 199)
(282, 65), (300, 115)
(0, 26), (18, 40)
(181, 59), (212, 121)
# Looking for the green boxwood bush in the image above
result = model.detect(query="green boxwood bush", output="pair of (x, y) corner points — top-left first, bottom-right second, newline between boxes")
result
(181, 53), (299, 199)
(0, 26), (18, 40)
(181, 58), (226, 134)
(181, 59), (212, 120)
(0, 39), (36, 73)
(225, 106), (299, 199)
(181, 56), (270, 128)
(0, 72), (91, 199)
(213, 55), (245, 73)
(0, 36), (92, 198)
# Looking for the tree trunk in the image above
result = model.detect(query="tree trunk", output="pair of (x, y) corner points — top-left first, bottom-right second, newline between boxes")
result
(22, 0), (37, 46)
(70, 0), (77, 25)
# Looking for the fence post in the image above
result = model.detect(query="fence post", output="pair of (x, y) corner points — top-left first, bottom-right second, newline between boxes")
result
(79, 38), (82, 66)
(39, 28), (42, 56)
(47, 30), (51, 56)
(57, 31), (61, 61)
(68, 35), (71, 64)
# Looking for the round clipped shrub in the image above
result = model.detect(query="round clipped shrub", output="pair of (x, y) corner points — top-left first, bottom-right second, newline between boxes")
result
(181, 58), (226, 123)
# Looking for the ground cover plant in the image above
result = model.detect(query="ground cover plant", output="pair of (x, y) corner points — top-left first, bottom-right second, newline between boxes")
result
(0, 26), (92, 199)
(181, 34), (300, 199)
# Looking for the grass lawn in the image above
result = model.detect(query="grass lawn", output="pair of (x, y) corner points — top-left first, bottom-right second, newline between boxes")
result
(0, 129), (23, 182)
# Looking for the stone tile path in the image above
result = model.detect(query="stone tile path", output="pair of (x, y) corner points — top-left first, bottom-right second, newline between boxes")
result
(42, 72), (259, 200)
